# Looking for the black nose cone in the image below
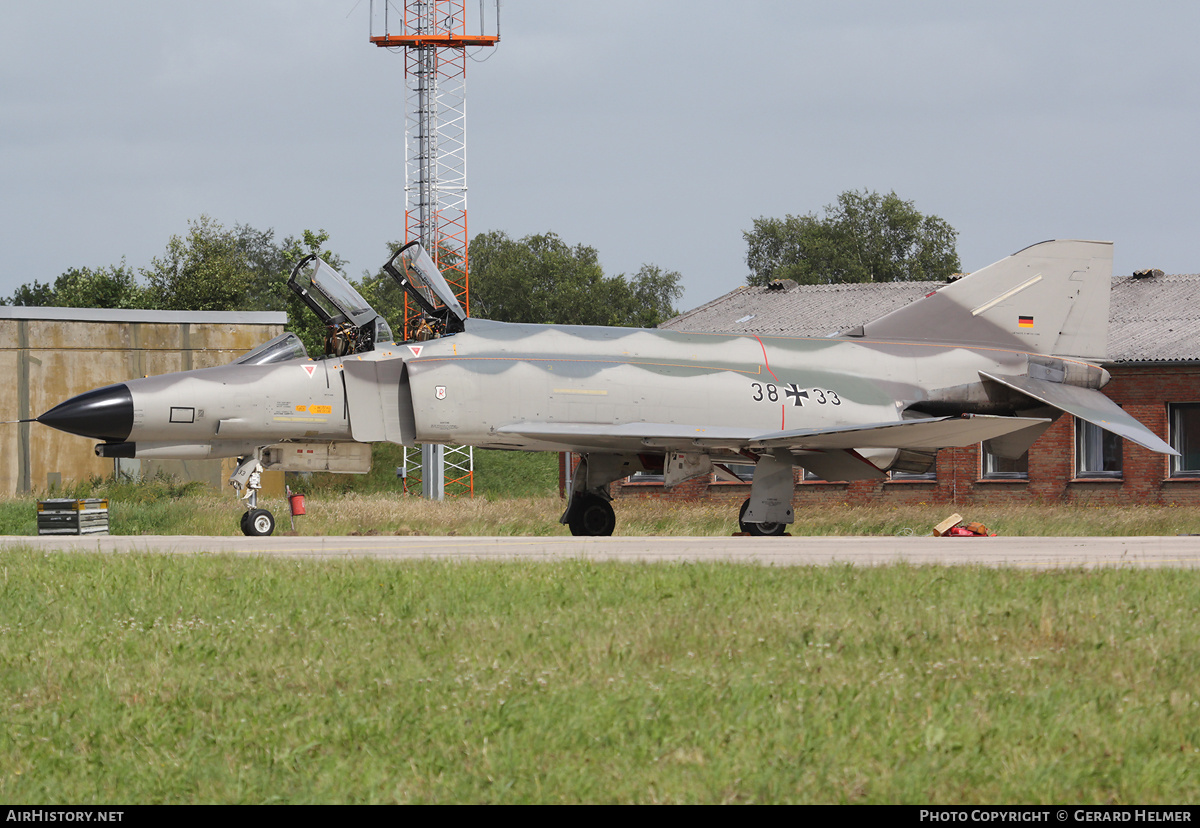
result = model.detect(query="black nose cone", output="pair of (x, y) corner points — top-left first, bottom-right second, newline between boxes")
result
(38, 383), (134, 441)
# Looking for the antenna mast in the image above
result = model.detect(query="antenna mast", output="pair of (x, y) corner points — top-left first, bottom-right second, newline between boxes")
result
(371, 0), (499, 500)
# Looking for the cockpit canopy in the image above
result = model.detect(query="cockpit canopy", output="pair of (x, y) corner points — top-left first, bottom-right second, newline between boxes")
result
(234, 332), (310, 365)
(287, 254), (393, 355)
(282, 243), (464, 356)
(382, 241), (467, 340)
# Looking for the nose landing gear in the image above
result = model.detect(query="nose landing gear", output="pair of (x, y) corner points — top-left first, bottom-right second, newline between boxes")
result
(239, 508), (276, 537)
(231, 453), (276, 537)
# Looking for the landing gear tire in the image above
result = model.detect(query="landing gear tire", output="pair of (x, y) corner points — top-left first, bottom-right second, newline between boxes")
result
(568, 493), (616, 537)
(242, 509), (276, 537)
(738, 498), (786, 537)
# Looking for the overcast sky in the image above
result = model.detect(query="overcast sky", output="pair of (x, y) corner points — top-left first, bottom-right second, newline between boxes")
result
(3, 1), (1198, 310)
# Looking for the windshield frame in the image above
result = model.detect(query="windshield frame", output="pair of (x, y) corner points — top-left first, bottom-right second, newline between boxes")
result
(233, 332), (310, 366)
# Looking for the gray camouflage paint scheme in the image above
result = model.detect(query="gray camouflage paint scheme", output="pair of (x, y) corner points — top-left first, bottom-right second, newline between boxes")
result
(41, 239), (1178, 531)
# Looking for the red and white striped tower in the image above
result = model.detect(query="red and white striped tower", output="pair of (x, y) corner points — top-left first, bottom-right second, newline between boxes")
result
(371, 1), (498, 499)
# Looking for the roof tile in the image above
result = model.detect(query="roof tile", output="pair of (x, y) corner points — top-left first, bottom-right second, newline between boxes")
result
(664, 275), (1200, 363)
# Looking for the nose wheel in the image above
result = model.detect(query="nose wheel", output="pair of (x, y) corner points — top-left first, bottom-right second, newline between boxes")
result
(231, 452), (276, 537)
(240, 508), (276, 537)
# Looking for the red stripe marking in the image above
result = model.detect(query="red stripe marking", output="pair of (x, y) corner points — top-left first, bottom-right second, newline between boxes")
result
(754, 336), (786, 430)
(753, 336), (779, 381)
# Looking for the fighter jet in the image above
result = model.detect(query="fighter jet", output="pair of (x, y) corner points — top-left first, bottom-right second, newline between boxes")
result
(36, 238), (1176, 536)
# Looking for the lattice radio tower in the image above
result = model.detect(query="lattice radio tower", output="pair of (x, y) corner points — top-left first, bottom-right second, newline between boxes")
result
(370, 1), (499, 499)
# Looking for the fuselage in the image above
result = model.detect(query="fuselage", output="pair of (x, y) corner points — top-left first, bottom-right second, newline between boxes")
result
(44, 317), (1105, 462)
(34, 237), (1147, 538)
(398, 318), (1098, 454)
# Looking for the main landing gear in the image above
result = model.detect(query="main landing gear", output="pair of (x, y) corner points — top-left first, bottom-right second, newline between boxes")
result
(231, 453), (276, 536)
(558, 451), (797, 538)
(738, 498), (787, 536)
(734, 453), (795, 536)
(565, 491), (616, 537)
(561, 454), (623, 537)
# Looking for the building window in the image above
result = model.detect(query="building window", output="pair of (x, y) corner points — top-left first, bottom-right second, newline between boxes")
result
(715, 462), (755, 483)
(981, 445), (1028, 479)
(1169, 403), (1200, 477)
(1075, 418), (1122, 478)
(713, 462), (825, 483)
(890, 461), (936, 482)
(712, 462), (827, 483)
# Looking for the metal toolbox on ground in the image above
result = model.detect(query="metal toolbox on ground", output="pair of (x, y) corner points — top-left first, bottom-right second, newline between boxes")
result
(36, 499), (109, 535)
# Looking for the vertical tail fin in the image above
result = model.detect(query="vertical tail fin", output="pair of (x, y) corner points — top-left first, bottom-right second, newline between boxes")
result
(852, 239), (1112, 360)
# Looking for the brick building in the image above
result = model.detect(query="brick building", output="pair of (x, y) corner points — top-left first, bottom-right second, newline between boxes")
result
(612, 270), (1200, 507)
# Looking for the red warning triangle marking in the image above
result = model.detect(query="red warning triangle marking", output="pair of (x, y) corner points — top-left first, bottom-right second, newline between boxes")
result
(302, 365), (316, 378)
(407, 345), (424, 358)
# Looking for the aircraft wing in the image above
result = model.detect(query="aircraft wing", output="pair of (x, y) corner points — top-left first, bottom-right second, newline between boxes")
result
(745, 414), (1051, 451)
(495, 414), (1050, 453)
(494, 421), (755, 451)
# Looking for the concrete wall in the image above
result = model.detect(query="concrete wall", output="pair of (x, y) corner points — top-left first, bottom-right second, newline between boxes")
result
(0, 309), (287, 497)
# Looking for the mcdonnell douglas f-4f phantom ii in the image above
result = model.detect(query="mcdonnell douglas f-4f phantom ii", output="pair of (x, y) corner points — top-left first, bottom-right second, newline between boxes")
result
(36, 238), (1176, 536)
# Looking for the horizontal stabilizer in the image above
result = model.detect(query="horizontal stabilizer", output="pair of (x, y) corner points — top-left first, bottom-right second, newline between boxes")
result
(980, 372), (1178, 456)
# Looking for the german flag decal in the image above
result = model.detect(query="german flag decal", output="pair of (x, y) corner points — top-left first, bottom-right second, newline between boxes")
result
(1018, 315), (1034, 328)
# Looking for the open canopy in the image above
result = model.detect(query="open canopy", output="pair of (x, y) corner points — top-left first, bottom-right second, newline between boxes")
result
(287, 254), (393, 354)
(382, 241), (467, 336)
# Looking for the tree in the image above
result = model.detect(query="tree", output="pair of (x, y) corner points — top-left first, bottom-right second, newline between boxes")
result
(237, 223), (295, 314)
(5, 216), (351, 360)
(633, 264), (685, 326)
(468, 231), (682, 327)
(136, 217), (353, 355)
(141, 215), (256, 311)
(7, 262), (144, 308)
(6, 280), (54, 307)
(744, 189), (960, 286)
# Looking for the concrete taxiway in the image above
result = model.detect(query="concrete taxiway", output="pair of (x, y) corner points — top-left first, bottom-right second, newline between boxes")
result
(4, 534), (1200, 570)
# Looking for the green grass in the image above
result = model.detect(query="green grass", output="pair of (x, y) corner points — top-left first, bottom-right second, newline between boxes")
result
(5, 445), (1198, 537)
(288, 446), (560, 499)
(2, 485), (1200, 537)
(0, 553), (1197, 803)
